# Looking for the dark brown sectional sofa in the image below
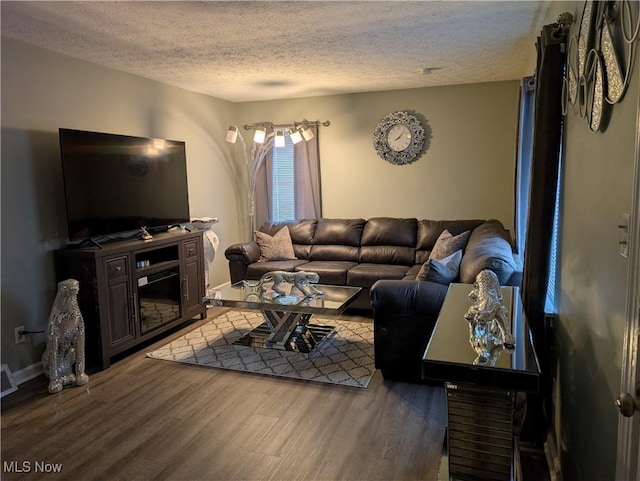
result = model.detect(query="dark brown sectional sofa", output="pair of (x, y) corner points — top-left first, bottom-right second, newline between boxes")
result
(224, 217), (521, 382)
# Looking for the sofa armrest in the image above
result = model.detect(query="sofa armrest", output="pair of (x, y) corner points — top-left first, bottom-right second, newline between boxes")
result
(224, 241), (261, 264)
(225, 241), (261, 284)
(371, 279), (449, 382)
(459, 219), (520, 285)
(370, 280), (449, 315)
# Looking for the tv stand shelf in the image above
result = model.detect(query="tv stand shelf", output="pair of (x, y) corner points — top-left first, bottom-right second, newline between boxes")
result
(54, 231), (206, 370)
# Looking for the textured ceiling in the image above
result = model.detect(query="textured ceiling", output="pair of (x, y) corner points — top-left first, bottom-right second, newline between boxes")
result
(1, 1), (550, 102)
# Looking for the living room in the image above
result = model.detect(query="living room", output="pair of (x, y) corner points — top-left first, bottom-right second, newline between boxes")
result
(2, 1), (639, 480)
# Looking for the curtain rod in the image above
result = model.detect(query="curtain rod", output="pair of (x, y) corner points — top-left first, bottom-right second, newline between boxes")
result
(244, 120), (330, 130)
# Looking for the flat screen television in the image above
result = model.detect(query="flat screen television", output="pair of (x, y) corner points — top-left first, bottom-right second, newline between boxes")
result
(59, 128), (190, 242)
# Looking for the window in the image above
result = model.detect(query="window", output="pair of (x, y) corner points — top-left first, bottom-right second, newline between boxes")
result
(515, 76), (562, 315)
(257, 124), (321, 227)
(545, 153), (562, 314)
(514, 76), (536, 256)
(271, 131), (295, 221)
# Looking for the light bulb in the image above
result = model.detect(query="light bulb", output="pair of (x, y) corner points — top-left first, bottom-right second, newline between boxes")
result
(253, 127), (266, 143)
(225, 125), (239, 143)
(290, 128), (303, 144)
(302, 126), (314, 141)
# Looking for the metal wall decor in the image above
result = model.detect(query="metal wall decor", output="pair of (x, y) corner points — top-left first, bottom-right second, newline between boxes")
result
(373, 111), (428, 165)
(564, 1), (640, 132)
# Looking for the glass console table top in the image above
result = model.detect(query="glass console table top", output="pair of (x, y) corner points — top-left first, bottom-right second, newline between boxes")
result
(205, 282), (362, 316)
(423, 283), (540, 393)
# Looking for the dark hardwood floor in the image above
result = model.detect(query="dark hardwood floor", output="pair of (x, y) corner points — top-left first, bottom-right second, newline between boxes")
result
(2, 307), (550, 481)
(2, 308), (448, 481)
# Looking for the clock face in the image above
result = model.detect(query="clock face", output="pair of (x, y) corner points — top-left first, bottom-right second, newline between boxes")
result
(387, 124), (412, 151)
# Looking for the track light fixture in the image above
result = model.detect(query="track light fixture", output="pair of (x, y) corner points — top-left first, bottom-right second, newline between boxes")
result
(274, 130), (285, 148)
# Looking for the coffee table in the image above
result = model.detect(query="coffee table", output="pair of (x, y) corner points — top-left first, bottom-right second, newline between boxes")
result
(204, 282), (362, 353)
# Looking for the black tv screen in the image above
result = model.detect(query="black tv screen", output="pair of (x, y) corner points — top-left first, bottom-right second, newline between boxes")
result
(59, 128), (190, 241)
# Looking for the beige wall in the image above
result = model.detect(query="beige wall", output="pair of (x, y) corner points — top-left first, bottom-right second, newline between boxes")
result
(535, 3), (640, 479)
(1, 38), (241, 374)
(236, 81), (520, 230)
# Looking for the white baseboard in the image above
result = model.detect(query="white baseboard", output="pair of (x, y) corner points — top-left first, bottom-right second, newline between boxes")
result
(1, 364), (18, 397)
(13, 362), (44, 386)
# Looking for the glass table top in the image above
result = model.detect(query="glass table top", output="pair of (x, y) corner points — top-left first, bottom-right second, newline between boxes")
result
(205, 282), (362, 315)
(422, 283), (540, 392)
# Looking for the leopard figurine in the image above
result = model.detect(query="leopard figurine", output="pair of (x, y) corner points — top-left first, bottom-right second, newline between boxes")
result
(256, 270), (323, 298)
(41, 279), (89, 394)
(464, 269), (515, 363)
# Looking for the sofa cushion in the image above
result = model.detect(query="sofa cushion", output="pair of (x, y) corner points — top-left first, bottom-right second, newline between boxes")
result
(314, 218), (365, 246)
(416, 250), (463, 284)
(294, 261), (357, 285)
(416, 219), (484, 264)
(429, 229), (471, 260)
(459, 219), (518, 285)
(359, 246), (416, 265)
(310, 244), (360, 262)
(359, 218), (417, 265)
(403, 264), (422, 280)
(255, 226), (296, 261)
(246, 259), (310, 279)
(260, 219), (317, 244)
(347, 263), (410, 288)
(361, 217), (417, 247)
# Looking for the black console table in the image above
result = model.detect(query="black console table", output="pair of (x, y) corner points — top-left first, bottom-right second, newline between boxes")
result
(422, 283), (540, 481)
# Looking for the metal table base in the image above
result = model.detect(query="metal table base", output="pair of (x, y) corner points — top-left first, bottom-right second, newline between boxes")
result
(233, 309), (334, 353)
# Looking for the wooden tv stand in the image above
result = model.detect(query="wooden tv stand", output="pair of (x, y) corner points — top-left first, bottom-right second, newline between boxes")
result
(54, 231), (207, 370)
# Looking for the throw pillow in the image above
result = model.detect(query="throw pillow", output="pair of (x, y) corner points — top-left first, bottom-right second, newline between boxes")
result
(429, 229), (471, 260)
(416, 250), (463, 284)
(254, 226), (296, 262)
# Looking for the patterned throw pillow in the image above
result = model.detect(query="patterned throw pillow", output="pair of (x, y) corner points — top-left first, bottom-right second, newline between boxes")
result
(254, 226), (296, 262)
(416, 249), (463, 284)
(429, 229), (471, 260)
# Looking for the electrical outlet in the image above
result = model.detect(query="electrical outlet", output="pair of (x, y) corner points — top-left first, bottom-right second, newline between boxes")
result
(14, 326), (25, 344)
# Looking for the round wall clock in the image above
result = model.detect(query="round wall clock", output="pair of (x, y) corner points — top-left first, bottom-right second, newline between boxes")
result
(373, 111), (426, 165)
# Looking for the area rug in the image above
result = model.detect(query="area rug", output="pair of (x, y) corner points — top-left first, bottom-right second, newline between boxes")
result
(146, 309), (375, 388)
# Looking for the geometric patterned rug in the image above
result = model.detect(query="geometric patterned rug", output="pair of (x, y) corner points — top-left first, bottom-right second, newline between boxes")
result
(146, 309), (375, 388)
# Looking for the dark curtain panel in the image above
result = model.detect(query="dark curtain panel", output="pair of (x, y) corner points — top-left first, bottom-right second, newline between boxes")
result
(521, 23), (567, 443)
